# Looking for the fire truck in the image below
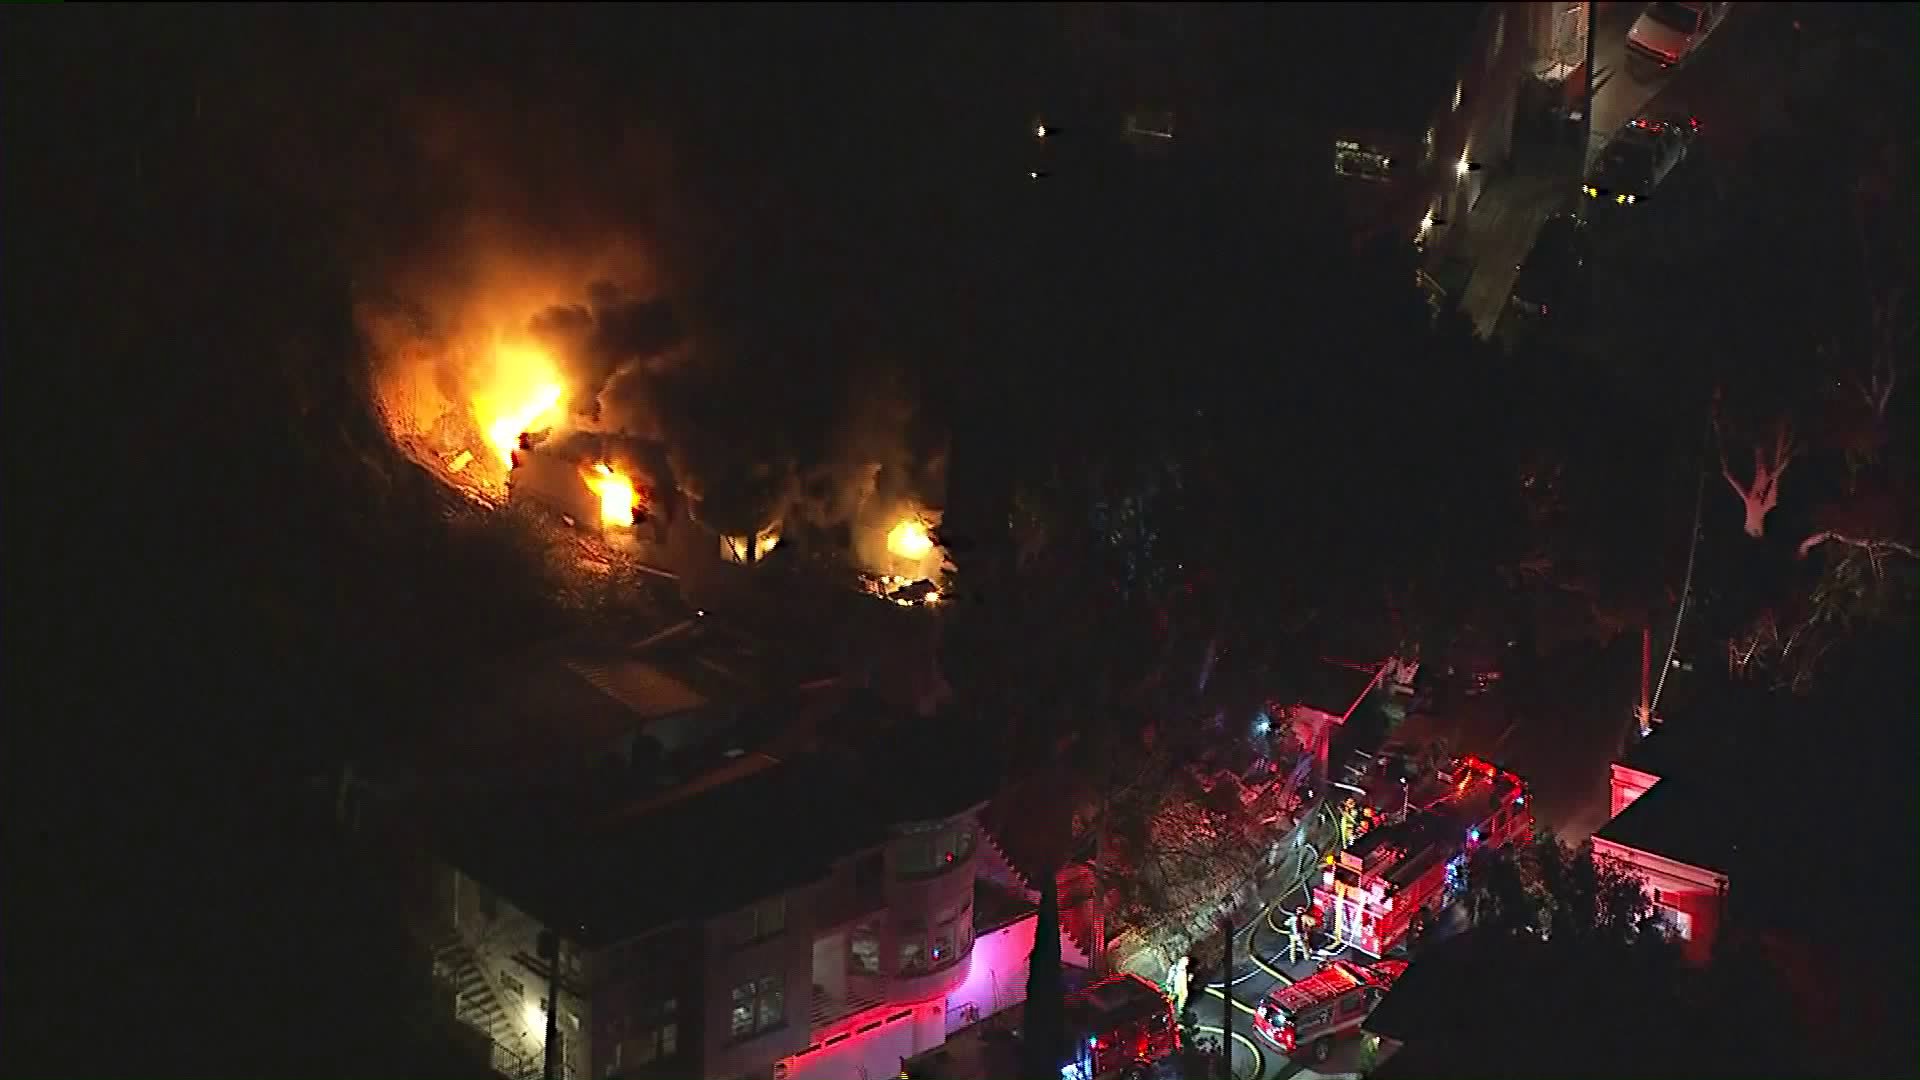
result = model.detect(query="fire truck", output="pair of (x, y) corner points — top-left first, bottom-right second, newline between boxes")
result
(1059, 974), (1181, 1080)
(1252, 958), (1407, 1064)
(1312, 756), (1531, 959)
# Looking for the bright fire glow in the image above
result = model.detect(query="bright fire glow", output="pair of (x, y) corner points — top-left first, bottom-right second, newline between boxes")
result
(583, 462), (636, 528)
(475, 343), (567, 468)
(887, 519), (934, 560)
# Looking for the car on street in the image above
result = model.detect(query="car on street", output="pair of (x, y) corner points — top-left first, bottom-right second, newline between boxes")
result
(1509, 213), (1593, 322)
(1626, 2), (1731, 72)
(1582, 114), (1699, 207)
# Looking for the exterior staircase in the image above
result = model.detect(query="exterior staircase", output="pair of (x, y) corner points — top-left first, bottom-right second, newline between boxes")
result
(1055, 864), (1101, 961)
(434, 935), (543, 1080)
(976, 822), (1034, 893)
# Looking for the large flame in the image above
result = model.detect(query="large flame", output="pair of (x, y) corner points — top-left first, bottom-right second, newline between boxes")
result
(887, 518), (934, 560)
(474, 343), (567, 467)
(583, 462), (636, 528)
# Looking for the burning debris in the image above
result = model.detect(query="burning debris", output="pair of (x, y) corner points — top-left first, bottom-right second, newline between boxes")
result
(851, 511), (949, 608)
(858, 573), (943, 608)
(720, 526), (782, 564)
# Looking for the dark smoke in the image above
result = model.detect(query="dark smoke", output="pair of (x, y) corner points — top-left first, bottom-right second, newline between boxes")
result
(528, 285), (684, 434)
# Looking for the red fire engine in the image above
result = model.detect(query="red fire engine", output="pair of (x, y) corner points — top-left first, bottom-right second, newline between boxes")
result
(1252, 958), (1407, 1063)
(1060, 973), (1181, 1079)
(1311, 756), (1531, 958)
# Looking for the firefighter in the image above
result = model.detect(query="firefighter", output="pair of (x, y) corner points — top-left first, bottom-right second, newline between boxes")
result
(1338, 799), (1358, 849)
(1285, 904), (1310, 964)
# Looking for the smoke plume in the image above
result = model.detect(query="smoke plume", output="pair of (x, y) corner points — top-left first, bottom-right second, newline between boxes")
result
(312, 8), (940, 540)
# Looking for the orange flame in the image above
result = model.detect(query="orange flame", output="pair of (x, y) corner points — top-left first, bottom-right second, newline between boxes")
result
(886, 519), (934, 560)
(474, 343), (567, 468)
(583, 462), (636, 528)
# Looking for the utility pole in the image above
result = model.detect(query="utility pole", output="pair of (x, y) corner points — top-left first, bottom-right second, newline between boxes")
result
(539, 930), (563, 1080)
(1638, 623), (1653, 737)
(1581, 1), (1598, 170)
(1216, 915), (1234, 1080)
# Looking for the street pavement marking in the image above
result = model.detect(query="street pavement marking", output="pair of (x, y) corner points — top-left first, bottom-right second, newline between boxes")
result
(1202, 981), (1258, 1015)
(1195, 1024), (1265, 1080)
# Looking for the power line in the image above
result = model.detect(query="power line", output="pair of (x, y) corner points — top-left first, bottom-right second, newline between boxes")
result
(1646, 408), (1715, 734)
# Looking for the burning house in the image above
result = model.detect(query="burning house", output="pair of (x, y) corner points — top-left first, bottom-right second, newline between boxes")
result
(854, 506), (949, 609)
(508, 430), (658, 538)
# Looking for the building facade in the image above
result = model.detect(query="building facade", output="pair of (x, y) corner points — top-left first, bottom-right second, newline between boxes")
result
(1592, 743), (1731, 966)
(428, 791), (1087, 1080)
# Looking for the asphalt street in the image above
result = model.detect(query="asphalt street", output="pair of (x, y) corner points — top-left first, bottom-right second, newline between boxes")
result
(1487, 0), (1798, 345)
(1179, 826), (1475, 1080)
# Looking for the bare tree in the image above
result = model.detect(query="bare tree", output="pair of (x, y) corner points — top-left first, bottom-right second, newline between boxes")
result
(1713, 399), (1799, 539)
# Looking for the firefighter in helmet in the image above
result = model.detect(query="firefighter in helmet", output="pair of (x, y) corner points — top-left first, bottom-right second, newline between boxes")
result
(1285, 904), (1311, 964)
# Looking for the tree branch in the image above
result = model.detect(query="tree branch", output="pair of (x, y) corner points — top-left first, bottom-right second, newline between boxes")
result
(1797, 531), (1920, 561)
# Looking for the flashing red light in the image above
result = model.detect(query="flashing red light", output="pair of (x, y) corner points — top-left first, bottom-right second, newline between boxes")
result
(945, 852), (955, 863)
(1540, 303), (1549, 315)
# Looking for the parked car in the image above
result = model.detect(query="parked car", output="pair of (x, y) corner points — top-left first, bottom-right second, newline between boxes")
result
(1509, 213), (1593, 322)
(1626, 1), (1731, 72)
(1583, 114), (1700, 207)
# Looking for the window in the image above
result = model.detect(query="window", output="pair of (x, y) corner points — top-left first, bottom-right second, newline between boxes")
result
(899, 940), (927, 974)
(897, 836), (935, 876)
(739, 897), (787, 945)
(501, 974), (526, 1002)
(849, 923), (881, 974)
(1333, 140), (1395, 181)
(1646, 2), (1701, 34)
(931, 920), (956, 965)
(1339, 993), (1367, 1018)
(1654, 904), (1693, 941)
(946, 824), (976, 865)
(730, 976), (784, 1039)
(620, 998), (678, 1067)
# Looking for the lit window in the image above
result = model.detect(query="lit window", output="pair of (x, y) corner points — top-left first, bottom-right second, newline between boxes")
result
(1333, 140), (1395, 181)
(730, 977), (784, 1039)
(931, 920), (956, 964)
(849, 923), (882, 973)
(900, 940), (927, 974)
(1653, 904), (1693, 941)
